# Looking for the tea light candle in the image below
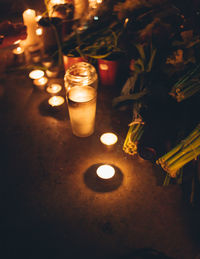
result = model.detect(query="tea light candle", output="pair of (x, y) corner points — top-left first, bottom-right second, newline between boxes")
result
(42, 58), (53, 69)
(12, 46), (24, 63)
(29, 70), (44, 80)
(46, 84), (62, 94)
(33, 76), (48, 89)
(13, 39), (21, 45)
(36, 27), (43, 36)
(46, 67), (59, 78)
(48, 96), (65, 107)
(100, 133), (118, 147)
(23, 9), (39, 46)
(35, 15), (42, 22)
(13, 46), (24, 55)
(96, 165), (115, 179)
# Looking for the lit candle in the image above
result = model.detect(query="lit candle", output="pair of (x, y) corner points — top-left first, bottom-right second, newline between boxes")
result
(48, 96), (65, 107)
(12, 46), (24, 63)
(48, 0), (66, 16)
(36, 27), (43, 36)
(96, 165), (115, 179)
(13, 46), (24, 55)
(29, 70), (44, 80)
(100, 133), (118, 147)
(46, 67), (59, 78)
(35, 15), (42, 22)
(33, 76), (48, 89)
(67, 86), (97, 137)
(13, 40), (21, 45)
(42, 58), (53, 69)
(23, 9), (39, 46)
(46, 84), (62, 94)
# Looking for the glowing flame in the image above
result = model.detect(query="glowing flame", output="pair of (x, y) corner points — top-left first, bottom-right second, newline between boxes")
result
(96, 165), (115, 179)
(100, 133), (118, 146)
(48, 96), (65, 107)
(29, 70), (44, 80)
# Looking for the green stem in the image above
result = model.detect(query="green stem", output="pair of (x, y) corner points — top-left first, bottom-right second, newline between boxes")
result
(163, 174), (171, 186)
(168, 147), (200, 172)
(51, 24), (63, 67)
(167, 134), (200, 166)
(158, 125), (200, 163)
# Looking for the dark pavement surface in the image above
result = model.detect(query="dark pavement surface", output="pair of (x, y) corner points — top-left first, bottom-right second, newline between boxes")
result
(0, 65), (200, 259)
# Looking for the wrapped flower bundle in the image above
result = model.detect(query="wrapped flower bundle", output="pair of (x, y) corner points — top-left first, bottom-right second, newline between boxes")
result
(156, 123), (200, 178)
(170, 63), (200, 102)
(123, 120), (145, 156)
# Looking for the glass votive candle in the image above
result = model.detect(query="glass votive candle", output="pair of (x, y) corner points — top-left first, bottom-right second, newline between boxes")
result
(64, 62), (98, 137)
(33, 76), (48, 90)
(46, 83), (62, 94)
(100, 132), (118, 149)
(96, 165), (115, 179)
(29, 69), (44, 80)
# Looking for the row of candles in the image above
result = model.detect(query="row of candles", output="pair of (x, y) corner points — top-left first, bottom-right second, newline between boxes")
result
(15, 6), (117, 181)
(28, 69), (65, 108)
(28, 65), (119, 179)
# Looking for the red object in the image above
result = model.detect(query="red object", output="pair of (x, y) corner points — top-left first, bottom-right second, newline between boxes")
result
(62, 19), (74, 38)
(0, 21), (27, 48)
(97, 59), (120, 87)
(63, 55), (86, 71)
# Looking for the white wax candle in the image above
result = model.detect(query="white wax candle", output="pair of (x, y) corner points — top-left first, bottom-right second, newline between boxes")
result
(23, 9), (39, 45)
(48, 96), (65, 107)
(33, 77), (48, 89)
(67, 86), (97, 137)
(96, 165), (115, 179)
(29, 70), (44, 80)
(13, 46), (24, 55)
(46, 68), (59, 78)
(35, 15), (42, 22)
(36, 27), (43, 36)
(100, 133), (118, 146)
(46, 84), (62, 94)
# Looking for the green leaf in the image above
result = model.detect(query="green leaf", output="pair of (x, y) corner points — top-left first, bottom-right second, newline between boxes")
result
(135, 44), (146, 61)
(147, 48), (157, 72)
(112, 89), (149, 107)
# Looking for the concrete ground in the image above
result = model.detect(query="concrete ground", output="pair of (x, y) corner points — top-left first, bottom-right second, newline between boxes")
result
(0, 62), (200, 259)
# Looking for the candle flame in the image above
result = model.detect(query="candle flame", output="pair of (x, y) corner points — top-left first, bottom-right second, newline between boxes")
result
(46, 84), (62, 94)
(29, 70), (44, 80)
(35, 15), (42, 22)
(96, 165), (115, 179)
(100, 133), (118, 146)
(48, 96), (65, 107)
(26, 9), (33, 14)
(36, 28), (43, 36)
(14, 40), (21, 45)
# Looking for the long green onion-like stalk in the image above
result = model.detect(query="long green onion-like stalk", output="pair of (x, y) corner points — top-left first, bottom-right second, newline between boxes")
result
(170, 63), (200, 102)
(156, 123), (200, 177)
(123, 120), (145, 156)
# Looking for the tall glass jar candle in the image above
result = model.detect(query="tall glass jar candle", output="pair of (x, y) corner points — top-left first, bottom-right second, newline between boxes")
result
(64, 62), (98, 137)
